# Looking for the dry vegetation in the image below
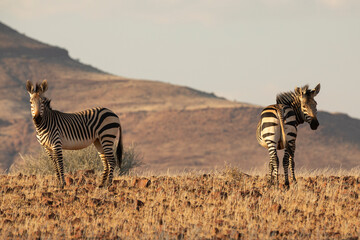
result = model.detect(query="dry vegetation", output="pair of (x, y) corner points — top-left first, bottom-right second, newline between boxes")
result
(0, 168), (359, 239)
(10, 144), (143, 176)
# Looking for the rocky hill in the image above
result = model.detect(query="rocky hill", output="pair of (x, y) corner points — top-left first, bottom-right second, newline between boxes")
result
(0, 21), (359, 172)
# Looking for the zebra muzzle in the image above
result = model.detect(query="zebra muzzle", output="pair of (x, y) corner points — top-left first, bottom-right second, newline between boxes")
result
(310, 118), (319, 130)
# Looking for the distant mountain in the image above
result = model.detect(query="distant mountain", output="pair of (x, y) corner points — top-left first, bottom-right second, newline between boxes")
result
(0, 21), (359, 172)
(0, 21), (245, 170)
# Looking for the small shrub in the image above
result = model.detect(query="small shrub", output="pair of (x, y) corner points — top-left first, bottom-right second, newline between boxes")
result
(10, 143), (143, 176)
(221, 165), (251, 181)
(117, 143), (143, 176)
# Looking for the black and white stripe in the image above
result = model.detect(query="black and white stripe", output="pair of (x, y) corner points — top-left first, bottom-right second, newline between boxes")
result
(256, 84), (320, 187)
(27, 80), (123, 187)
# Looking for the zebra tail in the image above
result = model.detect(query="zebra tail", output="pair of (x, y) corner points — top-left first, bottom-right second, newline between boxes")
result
(116, 125), (123, 169)
(276, 106), (287, 149)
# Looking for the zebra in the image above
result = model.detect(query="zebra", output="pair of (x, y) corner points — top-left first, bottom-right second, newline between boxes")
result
(256, 84), (320, 187)
(26, 79), (123, 188)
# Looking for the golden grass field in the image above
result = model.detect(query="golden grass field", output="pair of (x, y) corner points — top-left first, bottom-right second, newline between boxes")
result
(0, 168), (359, 239)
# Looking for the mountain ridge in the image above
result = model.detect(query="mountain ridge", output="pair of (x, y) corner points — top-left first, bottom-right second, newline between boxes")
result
(0, 21), (359, 172)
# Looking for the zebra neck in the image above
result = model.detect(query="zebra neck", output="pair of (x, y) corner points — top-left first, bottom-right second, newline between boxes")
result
(276, 92), (304, 125)
(33, 114), (42, 126)
(33, 107), (52, 134)
(43, 98), (52, 109)
(292, 105), (304, 125)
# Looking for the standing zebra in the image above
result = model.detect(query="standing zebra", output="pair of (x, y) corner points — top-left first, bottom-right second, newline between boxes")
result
(26, 80), (123, 188)
(256, 84), (320, 187)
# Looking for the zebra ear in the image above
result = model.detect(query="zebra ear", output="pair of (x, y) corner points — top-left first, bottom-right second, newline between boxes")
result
(26, 80), (34, 94)
(312, 83), (320, 97)
(40, 79), (48, 93)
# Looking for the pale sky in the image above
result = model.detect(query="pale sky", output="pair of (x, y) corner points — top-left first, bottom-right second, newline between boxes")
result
(1, 0), (360, 119)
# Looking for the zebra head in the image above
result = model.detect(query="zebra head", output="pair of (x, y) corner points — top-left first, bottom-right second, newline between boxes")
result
(26, 80), (48, 122)
(294, 83), (321, 130)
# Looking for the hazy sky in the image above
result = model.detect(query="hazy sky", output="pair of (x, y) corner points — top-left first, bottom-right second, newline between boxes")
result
(1, 0), (360, 119)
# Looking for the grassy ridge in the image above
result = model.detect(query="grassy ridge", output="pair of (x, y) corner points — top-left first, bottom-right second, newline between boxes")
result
(0, 169), (359, 239)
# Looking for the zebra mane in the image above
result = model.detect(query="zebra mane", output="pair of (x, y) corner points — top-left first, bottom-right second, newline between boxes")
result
(276, 91), (298, 107)
(42, 97), (52, 110)
(276, 84), (312, 105)
(276, 91), (304, 124)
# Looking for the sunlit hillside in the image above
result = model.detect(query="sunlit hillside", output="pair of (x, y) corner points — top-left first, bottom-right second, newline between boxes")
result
(0, 21), (359, 173)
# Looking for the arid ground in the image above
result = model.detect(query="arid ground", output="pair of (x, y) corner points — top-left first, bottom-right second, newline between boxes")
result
(1, 169), (359, 239)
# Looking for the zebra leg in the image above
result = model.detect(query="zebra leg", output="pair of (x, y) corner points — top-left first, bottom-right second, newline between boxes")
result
(266, 141), (279, 185)
(103, 146), (116, 187)
(94, 139), (113, 187)
(289, 157), (297, 183)
(53, 146), (65, 187)
(98, 153), (110, 187)
(268, 161), (274, 184)
(45, 148), (62, 184)
(283, 149), (290, 188)
(274, 155), (279, 185)
(287, 140), (297, 184)
(97, 150), (116, 187)
(268, 157), (278, 184)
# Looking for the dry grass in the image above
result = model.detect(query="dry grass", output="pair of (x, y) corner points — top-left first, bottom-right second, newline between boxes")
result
(10, 144), (143, 176)
(0, 168), (359, 239)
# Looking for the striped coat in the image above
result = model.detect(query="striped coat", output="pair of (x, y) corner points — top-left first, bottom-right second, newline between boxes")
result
(256, 84), (320, 187)
(27, 80), (122, 187)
